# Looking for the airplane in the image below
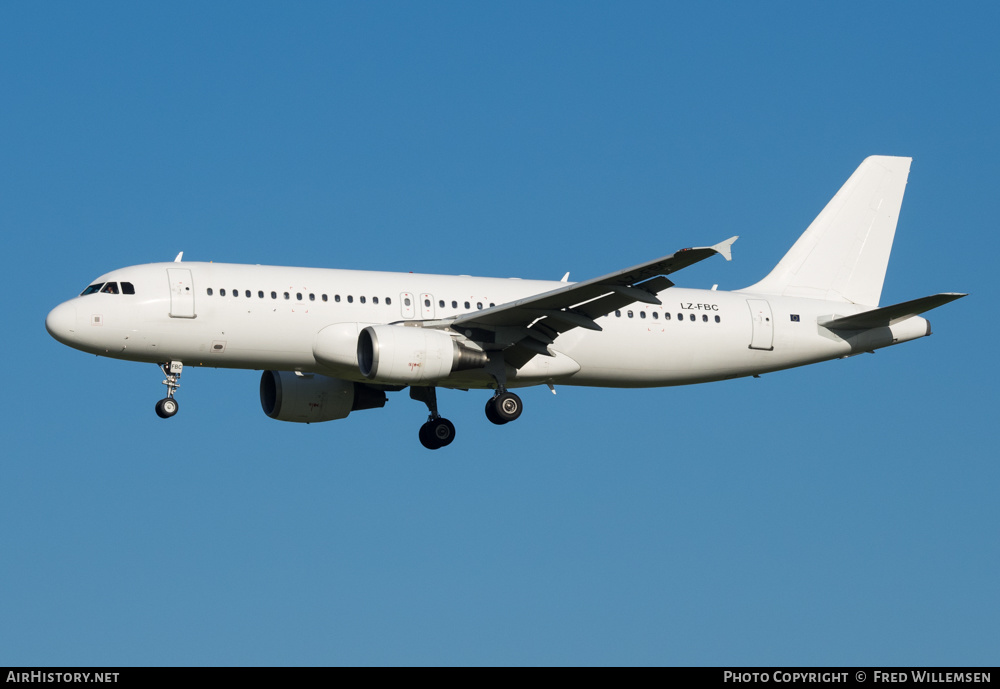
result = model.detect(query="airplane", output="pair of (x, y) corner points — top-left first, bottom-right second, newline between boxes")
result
(45, 156), (965, 449)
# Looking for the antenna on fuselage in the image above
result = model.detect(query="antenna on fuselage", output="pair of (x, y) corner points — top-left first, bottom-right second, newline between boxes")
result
(174, 252), (184, 263)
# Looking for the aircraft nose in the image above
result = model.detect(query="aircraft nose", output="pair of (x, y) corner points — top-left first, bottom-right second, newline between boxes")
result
(45, 301), (78, 344)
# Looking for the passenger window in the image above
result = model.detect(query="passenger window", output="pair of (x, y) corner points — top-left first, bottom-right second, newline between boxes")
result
(677, 313), (683, 321)
(464, 301), (470, 309)
(424, 299), (431, 307)
(360, 296), (366, 304)
(243, 290), (249, 298)
(715, 315), (721, 323)
(322, 294), (328, 302)
(477, 302), (483, 310)
(373, 296), (378, 304)
(386, 297), (392, 305)
(207, 288), (214, 296)
(284, 292), (290, 300)
(220, 289), (227, 296)
(689, 314), (695, 322)
(258, 290), (264, 298)
(452, 301), (457, 308)
(627, 310), (633, 318)
(402, 297), (408, 306)
(309, 293), (315, 301)
(335, 295), (341, 302)
(615, 310), (621, 317)
(296, 293), (302, 301)
(233, 289), (239, 298)
(438, 300), (444, 308)
(101, 283), (119, 294)
(640, 311), (646, 319)
(348, 295), (354, 303)
(664, 313), (671, 320)
(271, 291), (277, 299)
(490, 303), (495, 307)
(121, 282), (135, 295)
(652, 312), (658, 320)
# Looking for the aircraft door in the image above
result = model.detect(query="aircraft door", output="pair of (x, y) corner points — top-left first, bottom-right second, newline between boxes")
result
(420, 293), (436, 319)
(400, 292), (415, 319)
(167, 268), (196, 319)
(747, 299), (773, 350)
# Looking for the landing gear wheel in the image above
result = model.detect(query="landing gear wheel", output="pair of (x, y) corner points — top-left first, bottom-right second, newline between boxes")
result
(487, 392), (522, 425)
(155, 397), (179, 419)
(485, 398), (507, 425)
(419, 418), (456, 450)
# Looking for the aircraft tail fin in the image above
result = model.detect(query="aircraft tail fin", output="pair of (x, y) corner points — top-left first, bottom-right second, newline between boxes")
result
(741, 156), (912, 306)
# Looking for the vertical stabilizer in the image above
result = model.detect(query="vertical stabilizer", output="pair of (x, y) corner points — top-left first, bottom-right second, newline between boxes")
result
(741, 156), (911, 306)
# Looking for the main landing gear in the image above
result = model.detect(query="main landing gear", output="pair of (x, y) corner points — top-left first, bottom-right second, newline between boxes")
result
(155, 361), (182, 419)
(411, 386), (456, 450)
(485, 391), (522, 425)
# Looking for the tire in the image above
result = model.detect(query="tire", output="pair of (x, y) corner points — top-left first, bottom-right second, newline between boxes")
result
(493, 392), (522, 423)
(419, 418), (455, 449)
(155, 398), (179, 419)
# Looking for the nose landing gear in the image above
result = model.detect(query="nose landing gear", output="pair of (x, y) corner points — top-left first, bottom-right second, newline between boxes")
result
(155, 361), (182, 419)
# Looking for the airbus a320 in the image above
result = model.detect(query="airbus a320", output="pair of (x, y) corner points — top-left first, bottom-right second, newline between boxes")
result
(46, 156), (965, 449)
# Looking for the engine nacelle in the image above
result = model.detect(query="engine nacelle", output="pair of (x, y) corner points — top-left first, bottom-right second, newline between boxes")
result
(357, 325), (488, 384)
(260, 370), (386, 423)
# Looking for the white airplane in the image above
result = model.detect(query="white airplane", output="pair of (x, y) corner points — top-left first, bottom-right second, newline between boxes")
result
(46, 156), (964, 449)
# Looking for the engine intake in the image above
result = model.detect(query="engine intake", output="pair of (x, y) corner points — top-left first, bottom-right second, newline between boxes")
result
(357, 325), (488, 384)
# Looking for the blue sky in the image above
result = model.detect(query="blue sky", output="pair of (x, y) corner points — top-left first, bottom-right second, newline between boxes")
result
(2, 2), (996, 666)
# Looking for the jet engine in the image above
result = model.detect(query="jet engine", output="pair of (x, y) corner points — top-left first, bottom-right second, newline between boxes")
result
(357, 324), (488, 384)
(260, 370), (386, 423)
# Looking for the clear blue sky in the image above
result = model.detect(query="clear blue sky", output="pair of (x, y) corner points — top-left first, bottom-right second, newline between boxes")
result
(2, 2), (996, 666)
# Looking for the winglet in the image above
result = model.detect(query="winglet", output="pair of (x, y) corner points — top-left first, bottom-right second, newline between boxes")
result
(174, 251), (184, 263)
(711, 236), (738, 262)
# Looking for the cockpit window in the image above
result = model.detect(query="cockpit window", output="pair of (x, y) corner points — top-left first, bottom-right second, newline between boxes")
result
(80, 283), (105, 296)
(100, 282), (119, 294)
(121, 282), (135, 295)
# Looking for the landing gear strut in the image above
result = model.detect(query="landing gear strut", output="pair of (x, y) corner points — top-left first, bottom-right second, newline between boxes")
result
(410, 386), (455, 450)
(155, 361), (182, 419)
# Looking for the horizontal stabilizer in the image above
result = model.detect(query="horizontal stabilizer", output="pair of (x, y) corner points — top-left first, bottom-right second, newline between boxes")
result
(819, 293), (966, 330)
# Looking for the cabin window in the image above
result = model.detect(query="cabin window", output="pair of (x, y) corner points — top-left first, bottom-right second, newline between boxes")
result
(652, 312), (658, 320)
(452, 301), (458, 308)
(664, 312), (670, 320)
(233, 289), (238, 298)
(296, 292), (302, 301)
(309, 293), (315, 301)
(627, 310), (633, 318)
(715, 315), (721, 323)
(258, 290), (264, 298)
(271, 291), (277, 299)
(640, 311), (646, 319)
(335, 295), (341, 302)
(322, 294), (328, 302)
(403, 297), (409, 306)
(372, 297), (378, 304)
(477, 302), (483, 310)
(438, 300), (444, 308)
(242, 290), (249, 298)
(207, 288), (214, 296)
(424, 299), (431, 307)
(702, 314), (708, 322)
(220, 289), (227, 296)
(360, 296), (366, 304)
(490, 303), (495, 308)
(284, 292), (290, 300)
(689, 314), (695, 322)
(615, 310), (621, 317)
(348, 295), (354, 303)
(677, 313), (683, 321)
(385, 297), (392, 305)
(464, 301), (470, 309)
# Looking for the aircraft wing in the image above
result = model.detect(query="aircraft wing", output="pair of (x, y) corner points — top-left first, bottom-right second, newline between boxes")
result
(445, 236), (737, 366)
